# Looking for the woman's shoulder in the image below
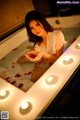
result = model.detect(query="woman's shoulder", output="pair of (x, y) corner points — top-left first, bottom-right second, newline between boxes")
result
(53, 30), (63, 34)
(49, 30), (63, 36)
(48, 30), (64, 40)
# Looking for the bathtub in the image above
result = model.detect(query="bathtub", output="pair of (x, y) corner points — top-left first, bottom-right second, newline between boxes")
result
(0, 26), (80, 120)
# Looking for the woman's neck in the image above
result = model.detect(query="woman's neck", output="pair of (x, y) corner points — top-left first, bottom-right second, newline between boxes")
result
(42, 31), (48, 45)
(42, 31), (48, 39)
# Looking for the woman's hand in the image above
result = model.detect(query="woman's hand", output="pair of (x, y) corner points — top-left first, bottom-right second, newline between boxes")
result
(30, 52), (44, 62)
(25, 50), (55, 63)
(28, 51), (50, 63)
(25, 51), (38, 61)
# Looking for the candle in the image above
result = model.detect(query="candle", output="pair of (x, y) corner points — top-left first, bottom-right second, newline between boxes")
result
(75, 43), (80, 49)
(0, 90), (6, 97)
(64, 56), (70, 62)
(0, 90), (9, 99)
(21, 102), (29, 110)
(46, 76), (53, 83)
(77, 43), (80, 47)
(63, 57), (73, 65)
(20, 101), (32, 114)
(46, 75), (58, 85)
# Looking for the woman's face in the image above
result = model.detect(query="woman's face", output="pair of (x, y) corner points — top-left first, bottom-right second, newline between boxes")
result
(29, 20), (45, 37)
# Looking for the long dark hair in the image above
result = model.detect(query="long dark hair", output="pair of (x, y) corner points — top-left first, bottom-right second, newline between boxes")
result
(25, 10), (54, 45)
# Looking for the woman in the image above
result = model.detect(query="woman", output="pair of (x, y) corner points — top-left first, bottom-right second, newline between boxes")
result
(18, 10), (66, 82)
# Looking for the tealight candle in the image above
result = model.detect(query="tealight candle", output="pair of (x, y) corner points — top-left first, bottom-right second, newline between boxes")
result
(0, 90), (6, 97)
(65, 57), (70, 61)
(46, 75), (58, 85)
(46, 76), (53, 82)
(63, 57), (73, 65)
(75, 43), (80, 49)
(77, 43), (80, 47)
(0, 90), (9, 99)
(20, 101), (32, 114)
(21, 102), (29, 110)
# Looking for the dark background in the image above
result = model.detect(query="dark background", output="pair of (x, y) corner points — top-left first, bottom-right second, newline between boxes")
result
(32, 0), (80, 17)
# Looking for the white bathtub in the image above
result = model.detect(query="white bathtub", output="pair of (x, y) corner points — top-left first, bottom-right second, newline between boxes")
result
(0, 26), (80, 120)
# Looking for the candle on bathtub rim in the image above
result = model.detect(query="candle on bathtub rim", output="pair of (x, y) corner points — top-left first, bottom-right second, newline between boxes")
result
(46, 75), (58, 85)
(77, 43), (80, 47)
(20, 101), (32, 114)
(63, 56), (73, 65)
(0, 90), (6, 97)
(64, 57), (71, 62)
(46, 76), (53, 83)
(75, 43), (80, 49)
(21, 102), (29, 110)
(0, 90), (9, 99)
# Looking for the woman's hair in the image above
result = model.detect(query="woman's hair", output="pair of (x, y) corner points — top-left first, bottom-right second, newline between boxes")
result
(25, 10), (54, 45)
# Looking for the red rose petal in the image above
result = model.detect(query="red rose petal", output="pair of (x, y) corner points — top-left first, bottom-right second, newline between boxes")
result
(11, 81), (16, 84)
(15, 74), (21, 78)
(24, 71), (32, 75)
(29, 54), (36, 58)
(5, 77), (10, 80)
(12, 65), (15, 68)
(24, 73), (27, 75)
(18, 83), (23, 88)
(27, 71), (32, 75)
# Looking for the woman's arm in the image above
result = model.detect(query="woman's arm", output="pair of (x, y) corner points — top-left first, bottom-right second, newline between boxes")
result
(29, 46), (63, 63)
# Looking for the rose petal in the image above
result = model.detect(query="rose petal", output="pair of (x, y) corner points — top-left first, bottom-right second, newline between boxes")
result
(18, 83), (23, 88)
(11, 81), (16, 84)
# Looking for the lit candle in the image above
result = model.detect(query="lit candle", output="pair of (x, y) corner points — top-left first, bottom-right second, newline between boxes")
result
(0, 90), (9, 99)
(75, 43), (80, 49)
(63, 56), (73, 65)
(20, 101), (32, 114)
(46, 75), (58, 85)
(21, 102), (29, 110)
(46, 76), (53, 83)
(0, 90), (6, 97)
(77, 43), (80, 47)
(64, 56), (70, 62)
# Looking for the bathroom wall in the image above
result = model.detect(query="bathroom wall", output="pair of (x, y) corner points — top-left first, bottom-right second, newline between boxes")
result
(0, 0), (35, 40)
